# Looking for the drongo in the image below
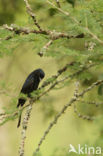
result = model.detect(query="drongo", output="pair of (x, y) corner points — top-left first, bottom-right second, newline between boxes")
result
(17, 68), (45, 127)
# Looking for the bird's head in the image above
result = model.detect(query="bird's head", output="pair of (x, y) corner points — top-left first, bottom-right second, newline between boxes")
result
(34, 68), (45, 81)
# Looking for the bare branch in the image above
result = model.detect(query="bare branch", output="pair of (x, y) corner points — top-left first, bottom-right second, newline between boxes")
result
(3, 24), (84, 40)
(3, 24), (46, 35)
(19, 104), (32, 156)
(24, 0), (42, 31)
(38, 40), (53, 57)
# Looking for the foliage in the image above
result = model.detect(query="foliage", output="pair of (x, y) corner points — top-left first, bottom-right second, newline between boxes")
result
(0, 0), (103, 156)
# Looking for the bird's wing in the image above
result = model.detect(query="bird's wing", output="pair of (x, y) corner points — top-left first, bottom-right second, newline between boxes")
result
(21, 74), (34, 94)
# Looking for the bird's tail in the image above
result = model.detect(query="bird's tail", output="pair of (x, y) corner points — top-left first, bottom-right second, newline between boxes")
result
(17, 98), (26, 128)
(17, 98), (26, 108)
(17, 113), (22, 128)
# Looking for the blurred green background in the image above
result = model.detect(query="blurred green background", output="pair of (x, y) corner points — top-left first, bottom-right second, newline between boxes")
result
(0, 0), (103, 156)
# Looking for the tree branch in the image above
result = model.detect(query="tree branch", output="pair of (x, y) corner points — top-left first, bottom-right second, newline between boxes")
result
(77, 100), (103, 107)
(47, 0), (69, 16)
(3, 24), (84, 40)
(33, 79), (103, 154)
(73, 104), (94, 121)
(19, 104), (32, 156)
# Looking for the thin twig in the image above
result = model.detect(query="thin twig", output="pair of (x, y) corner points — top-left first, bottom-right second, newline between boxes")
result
(85, 28), (103, 45)
(33, 79), (103, 155)
(47, 0), (69, 16)
(78, 100), (103, 107)
(41, 61), (75, 87)
(73, 82), (94, 121)
(0, 35), (12, 41)
(73, 104), (94, 121)
(24, 0), (43, 31)
(38, 40), (53, 57)
(3, 24), (47, 35)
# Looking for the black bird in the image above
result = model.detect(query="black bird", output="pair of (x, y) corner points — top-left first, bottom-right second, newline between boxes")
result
(17, 68), (45, 127)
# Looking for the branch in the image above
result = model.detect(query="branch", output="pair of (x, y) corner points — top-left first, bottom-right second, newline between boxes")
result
(3, 24), (47, 35)
(3, 24), (84, 40)
(73, 104), (94, 121)
(77, 100), (103, 107)
(38, 40), (53, 57)
(33, 79), (103, 155)
(0, 35), (12, 41)
(19, 104), (32, 156)
(85, 28), (103, 45)
(47, 0), (69, 16)
(24, 0), (43, 31)
(73, 82), (94, 121)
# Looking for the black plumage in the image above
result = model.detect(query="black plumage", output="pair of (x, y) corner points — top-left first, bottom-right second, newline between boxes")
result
(17, 68), (45, 127)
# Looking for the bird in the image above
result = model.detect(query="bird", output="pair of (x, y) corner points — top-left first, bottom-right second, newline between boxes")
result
(17, 68), (45, 127)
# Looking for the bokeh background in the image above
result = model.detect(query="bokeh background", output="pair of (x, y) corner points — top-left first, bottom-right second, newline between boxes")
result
(0, 0), (103, 156)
